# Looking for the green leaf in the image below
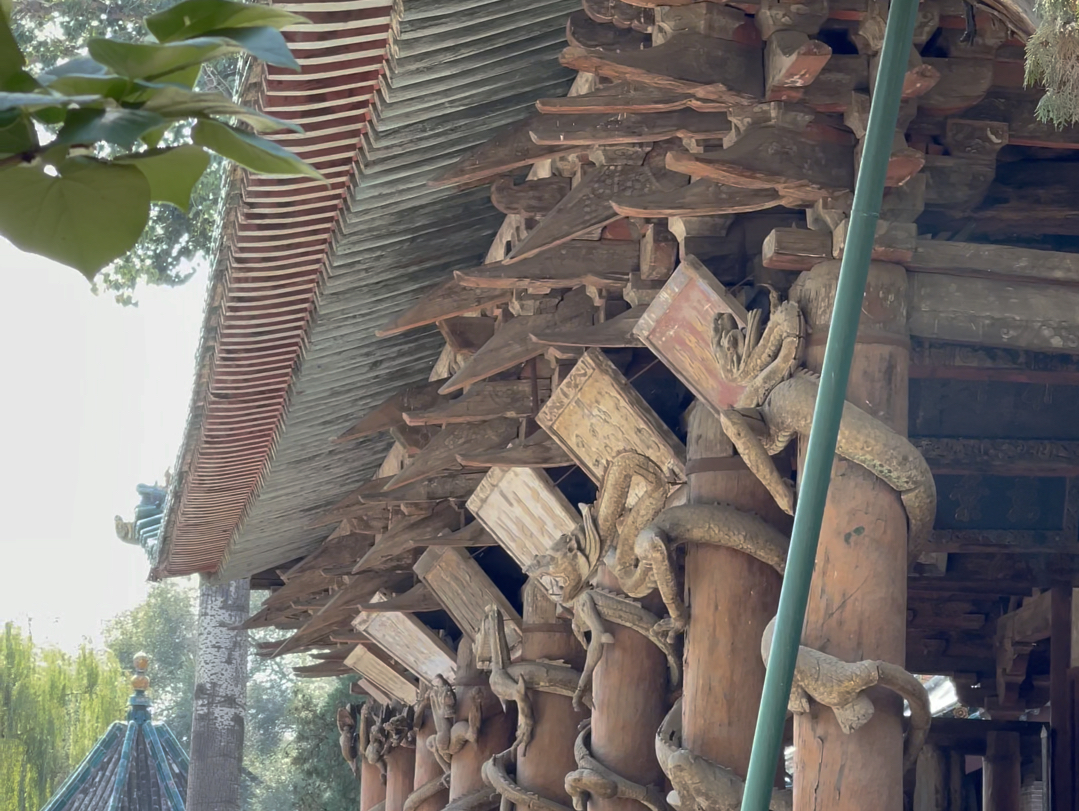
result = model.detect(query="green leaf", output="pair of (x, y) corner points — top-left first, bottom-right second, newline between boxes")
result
(138, 85), (301, 132)
(0, 91), (99, 111)
(208, 26), (299, 70)
(46, 74), (135, 100)
(0, 14), (24, 88)
(140, 122), (170, 148)
(146, 0), (306, 42)
(192, 119), (324, 180)
(0, 157), (151, 279)
(87, 37), (237, 82)
(0, 109), (37, 156)
(37, 57), (109, 83)
(116, 145), (210, 212)
(55, 107), (166, 148)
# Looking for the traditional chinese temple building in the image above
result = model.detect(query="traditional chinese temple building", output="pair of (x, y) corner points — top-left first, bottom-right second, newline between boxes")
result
(129, 0), (1079, 808)
(39, 655), (188, 811)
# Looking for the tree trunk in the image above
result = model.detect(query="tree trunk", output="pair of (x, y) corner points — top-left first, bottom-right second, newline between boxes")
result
(187, 578), (250, 811)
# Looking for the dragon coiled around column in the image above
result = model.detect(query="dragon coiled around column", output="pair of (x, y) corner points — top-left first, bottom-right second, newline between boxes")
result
(525, 290), (935, 806)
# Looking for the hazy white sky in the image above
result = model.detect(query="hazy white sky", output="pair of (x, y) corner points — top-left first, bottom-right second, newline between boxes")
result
(0, 239), (205, 652)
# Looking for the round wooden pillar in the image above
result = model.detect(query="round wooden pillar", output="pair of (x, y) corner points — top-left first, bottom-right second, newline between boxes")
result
(683, 403), (788, 778)
(589, 566), (668, 811)
(412, 706), (449, 811)
(517, 580), (586, 804)
(360, 755), (387, 811)
(984, 732), (1021, 811)
(789, 261), (909, 811)
(385, 744), (417, 811)
(449, 638), (515, 799)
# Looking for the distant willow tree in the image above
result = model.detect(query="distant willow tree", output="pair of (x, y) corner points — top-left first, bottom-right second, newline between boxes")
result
(0, 623), (129, 811)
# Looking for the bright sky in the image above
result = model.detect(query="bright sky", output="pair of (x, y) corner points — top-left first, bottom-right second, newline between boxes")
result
(0, 239), (205, 652)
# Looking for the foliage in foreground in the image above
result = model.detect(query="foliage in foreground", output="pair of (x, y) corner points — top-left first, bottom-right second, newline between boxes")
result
(0, 623), (129, 811)
(0, 0), (320, 290)
(1026, 0), (1079, 126)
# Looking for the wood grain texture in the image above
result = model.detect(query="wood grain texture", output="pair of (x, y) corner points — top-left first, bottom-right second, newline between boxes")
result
(536, 82), (729, 115)
(354, 593), (458, 685)
(611, 177), (785, 218)
(353, 503), (464, 573)
(345, 646), (420, 704)
(376, 278), (512, 338)
(633, 256), (748, 413)
(456, 430), (576, 469)
(404, 381), (550, 426)
(454, 241), (639, 290)
(530, 109), (731, 145)
(466, 466), (580, 573)
(387, 420), (520, 488)
(531, 307), (645, 348)
(414, 546), (524, 649)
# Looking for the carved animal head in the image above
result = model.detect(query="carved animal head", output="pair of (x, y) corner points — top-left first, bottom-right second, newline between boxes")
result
(336, 706), (355, 732)
(114, 516), (138, 544)
(431, 674), (457, 718)
(713, 298), (804, 403)
(523, 506), (600, 602)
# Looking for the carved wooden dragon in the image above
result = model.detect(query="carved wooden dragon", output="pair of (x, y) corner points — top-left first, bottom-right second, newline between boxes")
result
(336, 706), (358, 777)
(429, 674), (483, 768)
(476, 605), (592, 755)
(566, 720), (670, 811)
(483, 748), (575, 811)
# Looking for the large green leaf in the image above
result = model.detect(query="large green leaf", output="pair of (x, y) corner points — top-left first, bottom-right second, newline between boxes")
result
(55, 107), (166, 148)
(0, 14), (24, 88)
(211, 26), (299, 71)
(138, 85), (301, 132)
(0, 91), (100, 111)
(146, 0), (306, 42)
(116, 145), (210, 212)
(192, 119), (324, 180)
(0, 158), (151, 279)
(37, 57), (109, 83)
(46, 74), (134, 100)
(87, 37), (237, 82)
(0, 109), (37, 156)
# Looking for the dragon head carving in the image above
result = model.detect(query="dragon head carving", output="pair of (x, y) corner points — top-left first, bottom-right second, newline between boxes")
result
(524, 504), (602, 603)
(713, 296), (805, 408)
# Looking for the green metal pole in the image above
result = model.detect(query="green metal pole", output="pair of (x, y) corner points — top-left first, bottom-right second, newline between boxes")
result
(738, 1), (921, 809)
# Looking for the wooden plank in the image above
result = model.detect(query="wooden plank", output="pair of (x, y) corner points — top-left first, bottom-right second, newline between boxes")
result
(913, 438), (1079, 477)
(344, 645), (420, 704)
(529, 109), (731, 146)
(633, 256), (748, 413)
(438, 317), (496, 356)
(429, 116), (580, 188)
(386, 419), (520, 489)
(354, 677), (395, 707)
(403, 381), (550, 426)
(537, 347), (687, 486)
(352, 502), (464, 573)
(560, 35), (764, 105)
(357, 582), (443, 614)
(454, 241), (639, 291)
(438, 289), (595, 395)
(456, 429), (575, 469)
(909, 341), (1079, 386)
(611, 177), (785, 218)
(762, 226), (832, 270)
(353, 593), (458, 685)
(334, 380), (448, 443)
(964, 90), (1079, 150)
(581, 0), (654, 32)
(566, 9), (650, 51)
(359, 472), (487, 504)
(466, 466), (580, 572)
(536, 82), (729, 115)
(414, 546), (524, 649)
(906, 239), (1079, 288)
(376, 278), (512, 338)
(531, 307), (645, 348)
(491, 177), (572, 219)
(928, 530), (1076, 554)
(765, 30), (832, 101)
(419, 521), (499, 548)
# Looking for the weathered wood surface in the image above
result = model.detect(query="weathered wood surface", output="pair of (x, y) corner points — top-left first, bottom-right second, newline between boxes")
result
(419, 520), (498, 548)
(387, 419), (519, 489)
(531, 307), (644, 348)
(403, 381), (550, 426)
(919, 57), (994, 116)
(360, 473), (487, 504)
(634, 256), (748, 412)
(912, 437), (1079, 477)
(414, 546), (524, 649)
(430, 116), (580, 188)
(765, 30), (832, 101)
(491, 177), (572, 219)
(361, 753), (388, 811)
(466, 466), (580, 573)
(386, 746), (417, 811)
(377, 278), (511, 338)
(536, 82), (729, 115)
(537, 347), (687, 486)
(455, 241), (639, 290)
(357, 582), (443, 614)
(581, 0), (655, 32)
(439, 290), (595, 394)
(456, 429), (576, 469)
(344, 645), (420, 705)
(354, 593), (458, 685)
(611, 178), (784, 218)
(567, 9), (650, 51)
(983, 732), (1021, 811)
(561, 35), (764, 104)
(762, 226), (832, 269)
(335, 380), (449, 443)
(530, 110), (731, 145)
(438, 316), (496, 356)
(906, 239), (1079, 287)
(909, 340), (1079, 386)
(353, 502), (464, 572)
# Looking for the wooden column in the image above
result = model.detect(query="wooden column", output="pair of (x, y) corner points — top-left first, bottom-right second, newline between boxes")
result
(360, 755), (387, 811)
(449, 638), (515, 799)
(683, 404), (787, 778)
(984, 732), (1021, 811)
(517, 580), (585, 804)
(912, 745), (946, 811)
(589, 566), (668, 811)
(385, 743), (417, 811)
(790, 261), (909, 811)
(1050, 585), (1073, 811)
(413, 706), (449, 811)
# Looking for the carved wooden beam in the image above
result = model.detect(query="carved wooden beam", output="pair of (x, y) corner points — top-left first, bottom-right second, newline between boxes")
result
(531, 307), (645, 348)
(537, 347), (687, 485)
(344, 646), (421, 705)
(960, 90), (1079, 150)
(354, 593), (458, 685)
(294, 661), (354, 678)
(415, 546), (525, 648)
(927, 530), (1079, 554)
(438, 317), (496, 357)
(913, 438), (1079, 477)
(334, 380), (449, 443)
(352, 504), (464, 574)
(567, 10), (650, 50)
(536, 82), (729, 115)
(530, 110), (731, 146)
(418, 520), (499, 548)
(455, 429), (575, 469)
(357, 472), (487, 504)
(491, 177), (572, 219)
(402, 381), (550, 426)
(376, 278), (511, 338)
(581, 0), (654, 32)
(357, 582), (443, 614)
(611, 177), (786, 217)
(454, 241), (639, 291)
(560, 34), (764, 105)
(386, 420), (519, 489)
(438, 289), (595, 394)
(765, 31), (832, 101)
(430, 116), (580, 188)
(909, 341), (1079, 386)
